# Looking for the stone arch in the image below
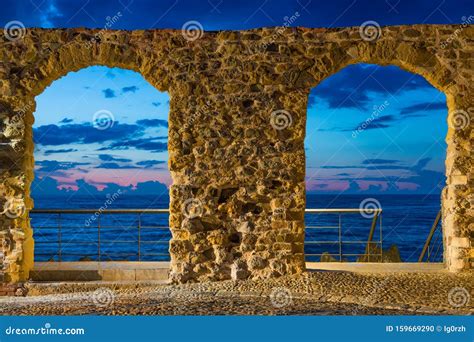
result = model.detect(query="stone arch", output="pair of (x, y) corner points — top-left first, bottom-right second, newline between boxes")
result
(2, 36), (174, 281)
(300, 39), (471, 271)
(1, 26), (472, 285)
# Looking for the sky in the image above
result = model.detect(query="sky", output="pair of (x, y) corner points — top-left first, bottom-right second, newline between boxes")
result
(3, 0), (468, 198)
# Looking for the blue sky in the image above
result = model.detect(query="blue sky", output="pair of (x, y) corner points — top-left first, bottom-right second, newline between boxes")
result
(33, 67), (170, 194)
(3, 0), (468, 197)
(1, 0), (471, 30)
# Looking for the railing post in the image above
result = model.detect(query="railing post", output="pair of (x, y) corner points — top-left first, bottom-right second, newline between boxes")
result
(418, 210), (442, 262)
(138, 213), (141, 261)
(379, 213), (383, 262)
(364, 211), (379, 262)
(98, 214), (101, 262)
(338, 214), (342, 262)
(58, 213), (62, 262)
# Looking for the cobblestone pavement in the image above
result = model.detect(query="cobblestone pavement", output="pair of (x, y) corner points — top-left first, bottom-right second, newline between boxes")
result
(1, 271), (472, 315)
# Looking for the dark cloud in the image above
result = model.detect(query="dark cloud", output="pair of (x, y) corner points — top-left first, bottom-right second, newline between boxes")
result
(97, 162), (138, 169)
(322, 158), (430, 173)
(100, 137), (168, 152)
(34, 122), (143, 146)
(399, 102), (446, 116)
(357, 115), (397, 130)
(309, 64), (433, 109)
(59, 118), (73, 124)
(320, 165), (365, 169)
(136, 119), (168, 128)
(98, 154), (132, 163)
(122, 86), (139, 93)
(365, 165), (411, 170)
(362, 159), (400, 165)
(344, 114), (397, 132)
(136, 160), (166, 168)
(43, 148), (78, 155)
(35, 160), (90, 177)
(102, 88), (116, 98)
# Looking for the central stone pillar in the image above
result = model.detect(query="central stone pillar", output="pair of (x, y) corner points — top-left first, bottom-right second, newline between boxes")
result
(167, 81), (308, 282)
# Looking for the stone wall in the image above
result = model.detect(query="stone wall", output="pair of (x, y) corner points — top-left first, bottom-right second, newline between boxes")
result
(0, 24), (472, 284)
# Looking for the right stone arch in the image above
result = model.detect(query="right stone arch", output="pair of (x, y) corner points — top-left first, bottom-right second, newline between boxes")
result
(302, 39), (472, 271)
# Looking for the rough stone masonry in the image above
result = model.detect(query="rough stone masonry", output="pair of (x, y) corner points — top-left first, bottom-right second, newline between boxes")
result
(0, 24), (472, 284)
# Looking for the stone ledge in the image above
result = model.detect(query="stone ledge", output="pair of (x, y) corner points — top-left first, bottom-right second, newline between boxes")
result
(0, 283), (28, 297)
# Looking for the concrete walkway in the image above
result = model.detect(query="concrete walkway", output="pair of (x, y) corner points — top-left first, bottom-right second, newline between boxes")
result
(31, 261), (446, 282)
(31, 262), (170, 281)
(5, 268), (472, 315)
(308, 262), (445, 273)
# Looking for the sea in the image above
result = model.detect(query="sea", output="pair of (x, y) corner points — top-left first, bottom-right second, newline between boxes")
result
(31, 194), (443, 263)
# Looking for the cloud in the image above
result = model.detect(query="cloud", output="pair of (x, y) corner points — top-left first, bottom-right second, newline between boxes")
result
(39, 0), (63, 28)
(399, 101), (446, 116)
(136, 119), (168, 127)
(105, 70), (116, 79)
(31, 177), (168, 198)
(122, 86), (139, 93)
(98, 154), (132, 163)
(59, 118), (73, 124)
(43, 148), (78, 155)
(311, 157), (444, 194)
(343, 114), (397, 131)
(102, 88), (116, 98)
(97, 162), (138, 169)
(35, 160), (90, 177)
(321, 158), (429, 172)
(136, 160), (166, 168)
(100, 137), (168, 152)
(362, 159), (400, 165)
(152, 102), (161, 107)
(309, 64), (433, 109)
(34, 122), (143, 146)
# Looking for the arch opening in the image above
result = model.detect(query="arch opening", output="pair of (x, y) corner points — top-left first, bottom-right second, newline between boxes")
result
(28, 66), (171, 278)
(304, 63), (448, 265)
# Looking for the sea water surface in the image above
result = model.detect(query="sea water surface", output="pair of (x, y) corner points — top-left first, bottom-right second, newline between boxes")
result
(31, 194), (443, 263)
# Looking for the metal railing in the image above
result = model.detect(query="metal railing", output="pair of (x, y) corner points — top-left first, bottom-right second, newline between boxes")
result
(31, 209), (170, 262)
(418, 210), (442, 262)
(30, 208), (383, 263)
(304, 208), (383, 262)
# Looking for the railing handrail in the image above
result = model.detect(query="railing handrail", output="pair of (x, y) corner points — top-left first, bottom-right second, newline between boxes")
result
(31, 207), (383, 262)
(305, 208), (382, 213)
(30, 208), (381, 214)
(30, 209), (169, 214)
